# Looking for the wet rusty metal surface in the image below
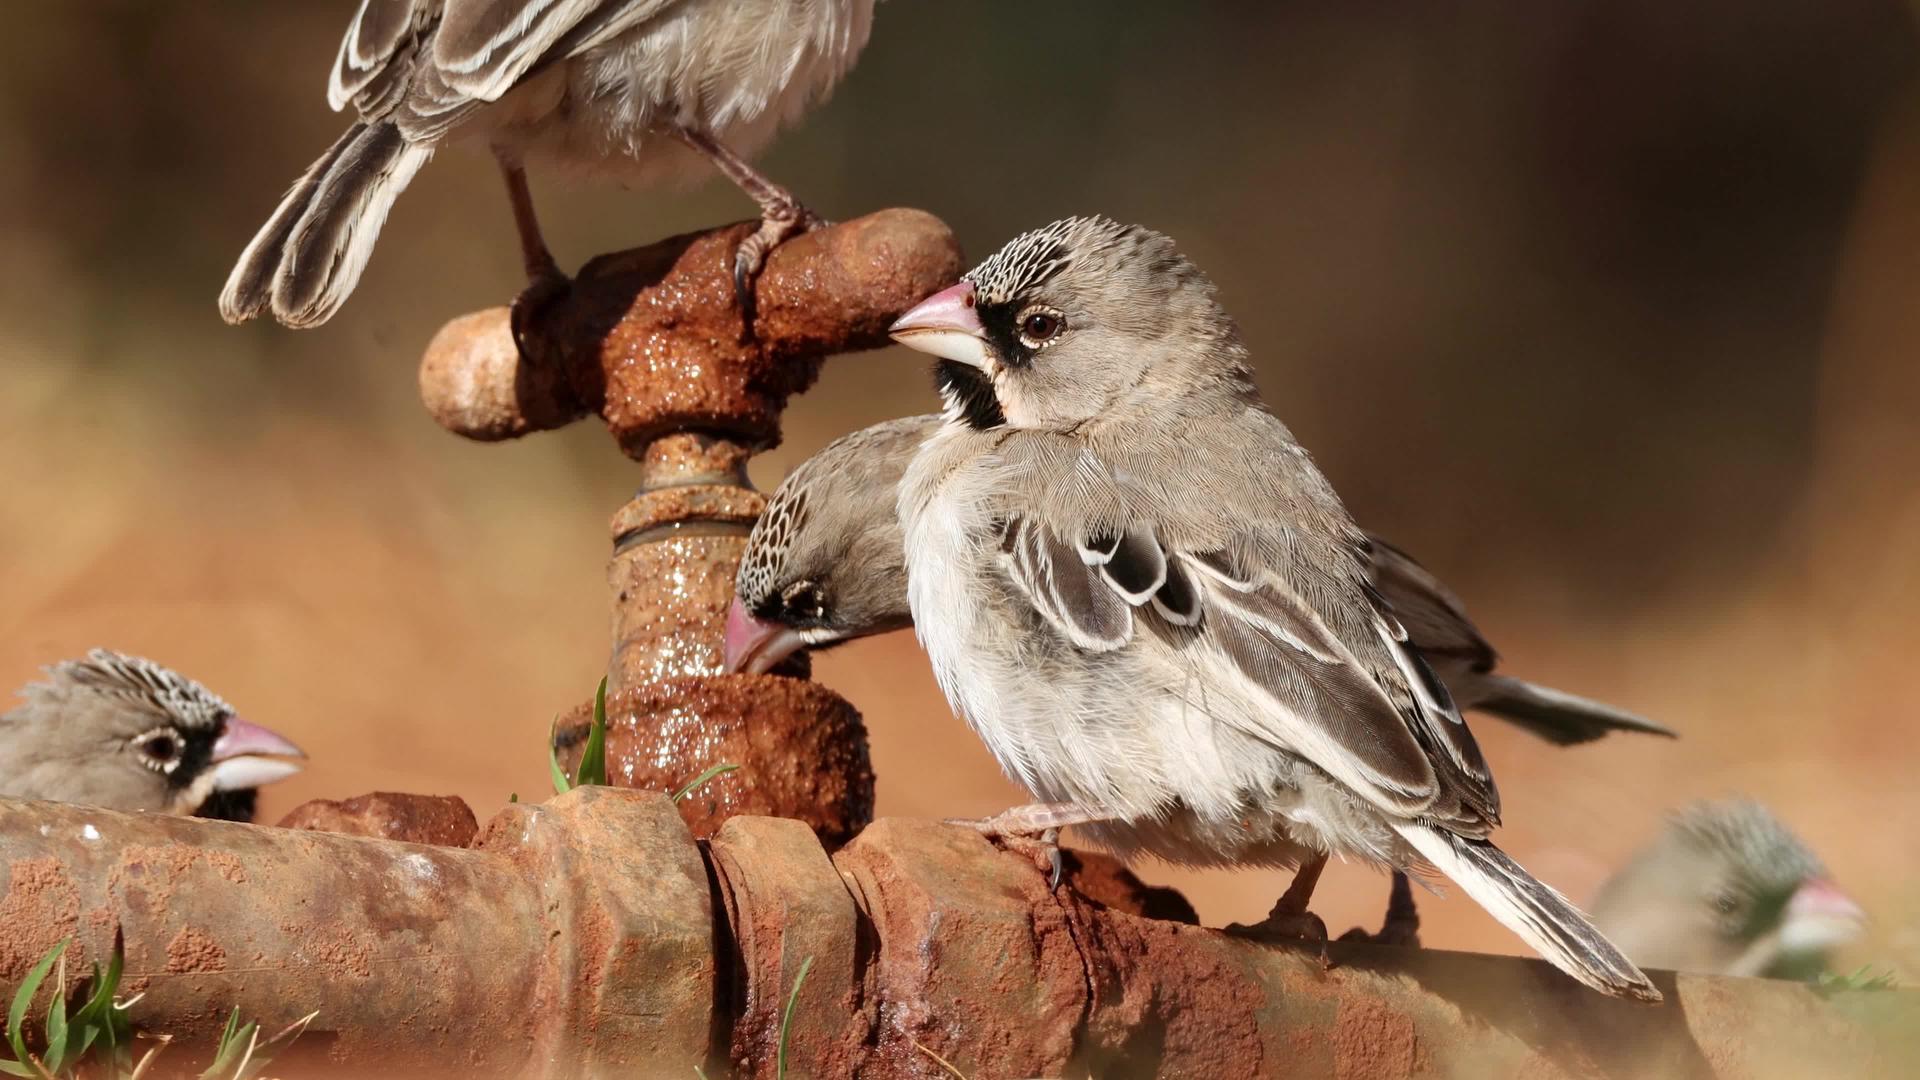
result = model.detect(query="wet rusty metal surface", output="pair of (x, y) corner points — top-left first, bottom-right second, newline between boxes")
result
(708, 816), (867, 1078)
(472, 786), (715, 1076)
(428, 210), (955, 851)
(275, 791), (479, 847)
(4, 800), (1917, 1078)
(0, 796), (545, 1077)
(835, 819), (1090, 1077)
(556, 678), (872, 848)
(0, 789), (714, 1078)
(830, 819), (1920, 1079)
(603, 528), (752, 687)
(419, 209), (964, 455)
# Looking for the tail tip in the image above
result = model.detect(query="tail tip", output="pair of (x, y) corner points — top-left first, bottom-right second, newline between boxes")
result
(1613, 971), (1664, 1004)
(217, 297), (257, 326)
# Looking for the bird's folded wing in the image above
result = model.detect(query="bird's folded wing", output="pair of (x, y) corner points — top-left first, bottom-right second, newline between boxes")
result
(1362, 533), (1499, 674)
(998, 517), (1133, 651)
(329, 0), (439, 114)
(997, 514), (1499, 827)
(433, 0), (680, 100)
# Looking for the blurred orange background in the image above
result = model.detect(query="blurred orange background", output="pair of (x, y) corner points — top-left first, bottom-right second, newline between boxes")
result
(2, 3), (1916, 973)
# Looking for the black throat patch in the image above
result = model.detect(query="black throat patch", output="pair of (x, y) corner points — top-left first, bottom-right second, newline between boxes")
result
(934, 360), (1005, 430)
(195, 787), (258, 822)
(974, 300), (1033, 370)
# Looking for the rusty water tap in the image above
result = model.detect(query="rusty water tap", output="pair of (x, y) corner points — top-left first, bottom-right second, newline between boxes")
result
(419, 211), (964, 846)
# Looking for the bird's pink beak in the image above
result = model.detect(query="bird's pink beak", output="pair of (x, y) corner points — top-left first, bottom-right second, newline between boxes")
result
(889, 282), (991, 369)
(1779, 877), (1867, 953)
(723, 598), (810, 676)
(207, 716), (306, 792)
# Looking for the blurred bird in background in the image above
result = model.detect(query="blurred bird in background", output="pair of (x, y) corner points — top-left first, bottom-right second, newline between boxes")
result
(877, 215), (1657, 999)
(726, 412), (1673, 945)
(220, 0), (878, 330)
(0, 649), (305, 821)
(1591, 798), (1866, 980)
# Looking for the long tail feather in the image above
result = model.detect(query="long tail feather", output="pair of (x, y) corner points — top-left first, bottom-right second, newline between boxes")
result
(1397, 823), (1661, 1001)
(219, 124), (364, 324)
(219, 121), (430, 328)
(1471, 674), (1676, 746)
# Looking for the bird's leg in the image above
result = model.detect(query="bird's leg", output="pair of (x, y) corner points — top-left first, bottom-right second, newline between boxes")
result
(1229, 852), (1332, 964)
(1339, 870), (1423, 947)
(494, 151), (569, 351)
(946, 802), (1110, 888)
(668, 123), (823, 329)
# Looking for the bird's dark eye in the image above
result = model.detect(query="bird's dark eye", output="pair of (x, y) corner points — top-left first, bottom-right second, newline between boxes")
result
(781, 581), (828, 622)
(1018, 308), (1063, 344)
(133, 729), (182, 771)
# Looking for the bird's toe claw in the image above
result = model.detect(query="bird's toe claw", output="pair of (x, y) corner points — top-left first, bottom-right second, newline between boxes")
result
(730, 202), (821, 338)
(1230, 908), (1333, 965)
(1229, 909), (1329, 946)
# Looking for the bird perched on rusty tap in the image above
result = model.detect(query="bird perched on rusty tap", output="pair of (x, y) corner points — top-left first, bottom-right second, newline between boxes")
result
(1591, 799), (1865, 981)
(220, 0), (878, 330)
(878, 215), (1660, 1000)
(0, 650), (305, 821)
(725, 412), (1673, 944)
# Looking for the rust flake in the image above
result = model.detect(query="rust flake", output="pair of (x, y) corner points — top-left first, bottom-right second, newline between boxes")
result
(165, 926), (228, 974)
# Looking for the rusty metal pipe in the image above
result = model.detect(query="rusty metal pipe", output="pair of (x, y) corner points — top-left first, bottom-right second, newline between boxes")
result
(0, 789), (712, 1078)
(5, 798), (1917, 1078)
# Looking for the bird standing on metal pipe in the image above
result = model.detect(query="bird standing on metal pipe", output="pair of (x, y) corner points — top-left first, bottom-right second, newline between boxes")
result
(881, 215), (1660, 1000)
(725, 412), (1675, 946)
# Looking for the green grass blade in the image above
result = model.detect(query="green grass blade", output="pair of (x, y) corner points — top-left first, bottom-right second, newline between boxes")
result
(776, 954), (814, 1080)
(576, 677), (609, 787)
(200, 1009), (248, 1079)
(220, 1026), (261, 1080)
(672, 763), (740, 804)
(1816, 963), (1899, 993)
(9, 940), (65, 1065)
(95, 927), (128, 1059)
(548, 716), (572, 795)
(71, 1023), (99, 1064)
(74, 928), (125, 1035)
(0, 1059), (34, 1077)
(42, 955), (67, 1076)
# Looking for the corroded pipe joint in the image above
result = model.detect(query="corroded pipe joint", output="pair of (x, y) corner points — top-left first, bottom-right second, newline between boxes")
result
(419, 209), (965, 457)
(557, 678), (873, 849)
